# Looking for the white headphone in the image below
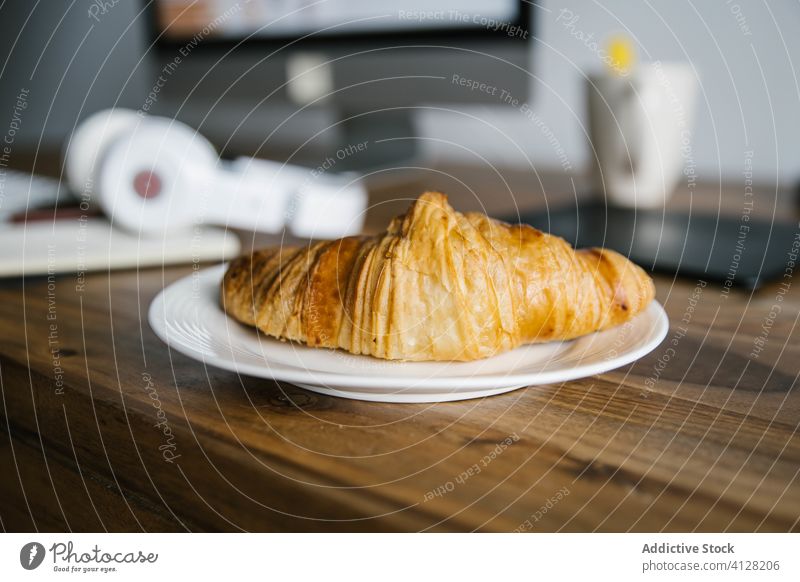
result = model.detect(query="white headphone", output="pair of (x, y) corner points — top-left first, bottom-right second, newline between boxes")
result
(64, 109), (367, 239)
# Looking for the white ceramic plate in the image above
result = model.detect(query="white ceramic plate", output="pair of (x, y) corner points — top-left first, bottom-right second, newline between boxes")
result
(149, 264), (669, 403)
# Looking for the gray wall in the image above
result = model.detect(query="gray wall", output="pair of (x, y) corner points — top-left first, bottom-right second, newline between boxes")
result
(0, 0), (151, 151)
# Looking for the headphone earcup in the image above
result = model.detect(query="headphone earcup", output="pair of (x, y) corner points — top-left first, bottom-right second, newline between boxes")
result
(64, 108), (141, 198)
(96, 117), (219, 234)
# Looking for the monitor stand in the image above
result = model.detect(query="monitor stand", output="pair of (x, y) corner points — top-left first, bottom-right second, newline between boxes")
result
(511, 198), (799, 290)
(332, 109), (419, 173)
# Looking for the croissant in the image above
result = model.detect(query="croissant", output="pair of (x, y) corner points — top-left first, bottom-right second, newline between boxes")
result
(221, 192), (655, 362)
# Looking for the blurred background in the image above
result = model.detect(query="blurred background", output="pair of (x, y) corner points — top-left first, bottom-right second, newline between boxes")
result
(0, 1), (798, 181)
(1, 1), (799, 286)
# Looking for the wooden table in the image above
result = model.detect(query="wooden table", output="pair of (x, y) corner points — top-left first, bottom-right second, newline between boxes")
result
(1, 163), (799, 532)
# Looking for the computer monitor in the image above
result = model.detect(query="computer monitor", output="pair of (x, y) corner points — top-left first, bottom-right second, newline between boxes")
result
(146, 0), (533, 170)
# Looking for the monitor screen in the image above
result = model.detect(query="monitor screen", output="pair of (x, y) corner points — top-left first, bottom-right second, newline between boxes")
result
(153, 0), (525, 42)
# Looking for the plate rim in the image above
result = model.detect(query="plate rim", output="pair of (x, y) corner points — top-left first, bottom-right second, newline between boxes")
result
(148, 264), (669, 391)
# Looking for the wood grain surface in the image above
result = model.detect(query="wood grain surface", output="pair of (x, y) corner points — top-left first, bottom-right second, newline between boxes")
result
(1, 163), (799, 532)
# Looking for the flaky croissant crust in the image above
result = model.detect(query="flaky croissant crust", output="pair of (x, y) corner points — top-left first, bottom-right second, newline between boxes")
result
(222, 192), (655, 361)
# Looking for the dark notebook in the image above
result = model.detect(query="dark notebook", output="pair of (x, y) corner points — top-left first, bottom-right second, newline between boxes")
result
(511, 200), (799, 290)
